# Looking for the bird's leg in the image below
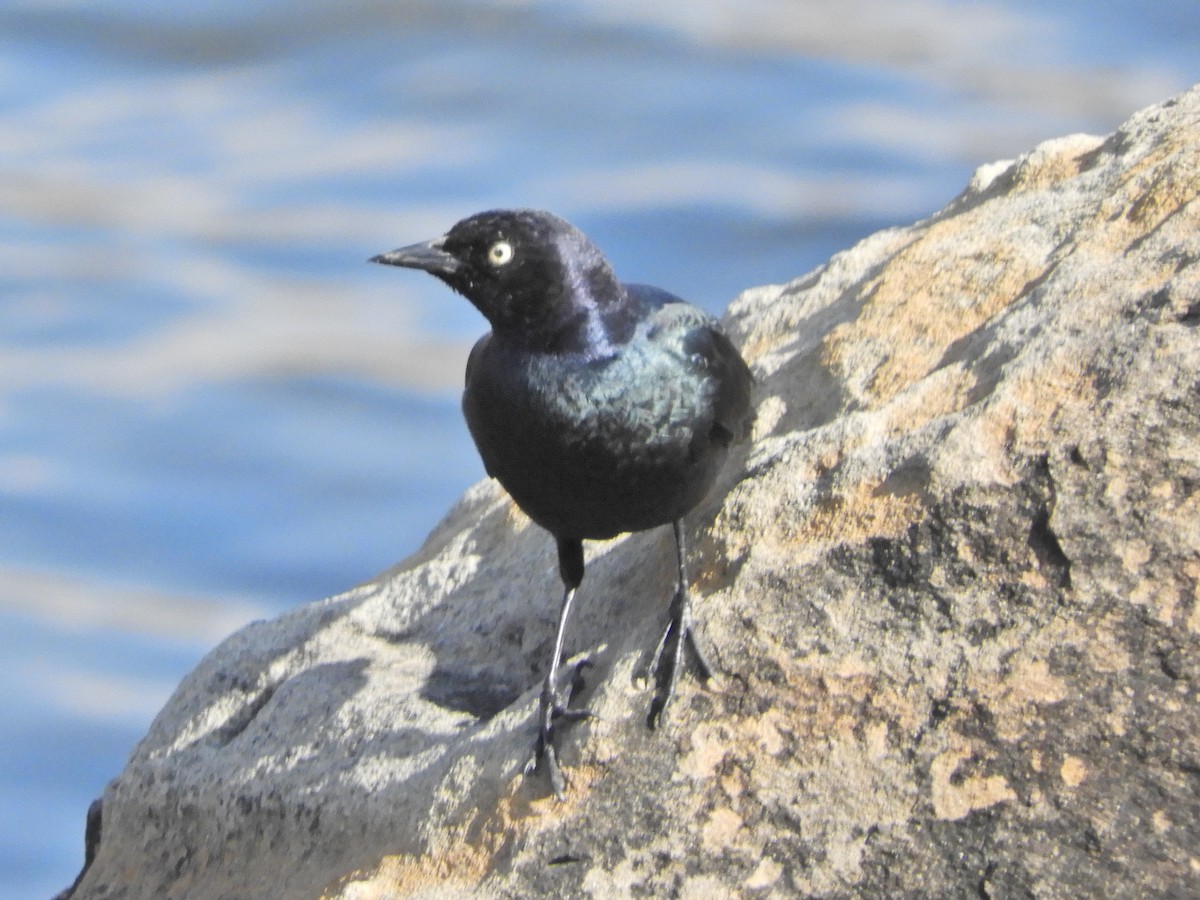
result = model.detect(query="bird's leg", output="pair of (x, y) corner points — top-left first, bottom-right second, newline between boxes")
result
(526, 538), (593, 798)
(648, 519), (714, 729)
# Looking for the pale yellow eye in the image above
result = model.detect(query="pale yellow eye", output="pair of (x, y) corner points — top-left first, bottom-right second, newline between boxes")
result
(487, 240), (514, 266)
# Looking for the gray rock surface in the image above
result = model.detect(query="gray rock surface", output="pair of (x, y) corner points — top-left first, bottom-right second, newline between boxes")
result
(68, 85), (1199, 899)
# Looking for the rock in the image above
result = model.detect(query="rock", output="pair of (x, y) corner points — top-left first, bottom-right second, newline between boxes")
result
(67, 85), (1200, 899)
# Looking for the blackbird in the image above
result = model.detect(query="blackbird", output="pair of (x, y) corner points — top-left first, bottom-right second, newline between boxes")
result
(372, 209), (753, 795)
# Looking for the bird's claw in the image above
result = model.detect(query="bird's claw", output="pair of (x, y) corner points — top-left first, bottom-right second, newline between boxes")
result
(646, 587), (714, 729)
(525, 738), (567, 798)
(524, 660), (596, 798)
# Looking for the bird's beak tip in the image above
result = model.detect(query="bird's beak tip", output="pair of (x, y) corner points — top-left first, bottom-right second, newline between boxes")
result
(369, 248), (412, 268)
(369, 239), (458, 274)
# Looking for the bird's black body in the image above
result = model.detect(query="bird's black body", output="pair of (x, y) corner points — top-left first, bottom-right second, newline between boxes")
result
(372, 209), (753, 795)
(463, 284), (748, 541)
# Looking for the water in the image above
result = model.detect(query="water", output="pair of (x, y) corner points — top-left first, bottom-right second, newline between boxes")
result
(1, 2), (1194, 895)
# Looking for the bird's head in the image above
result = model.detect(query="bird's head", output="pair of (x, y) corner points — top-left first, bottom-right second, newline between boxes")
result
(371, 209), (626, 353)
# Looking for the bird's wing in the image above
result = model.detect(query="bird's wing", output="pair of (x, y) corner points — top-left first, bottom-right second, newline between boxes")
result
(627, 284), (755, 447)
(684, 319), (755, 447)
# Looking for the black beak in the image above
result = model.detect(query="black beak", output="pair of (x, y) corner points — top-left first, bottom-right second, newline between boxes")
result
(369, 237), (460, 275)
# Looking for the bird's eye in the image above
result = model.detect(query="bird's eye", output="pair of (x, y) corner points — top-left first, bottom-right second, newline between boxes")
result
(487, 241), (514, 266)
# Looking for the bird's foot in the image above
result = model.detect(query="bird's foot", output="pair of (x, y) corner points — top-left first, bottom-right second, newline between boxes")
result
(647, 586), (714, 730)
(524, 660), (595, 798)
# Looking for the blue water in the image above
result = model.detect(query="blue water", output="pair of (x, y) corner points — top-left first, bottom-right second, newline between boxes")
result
(1, 2), (1194, 895)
